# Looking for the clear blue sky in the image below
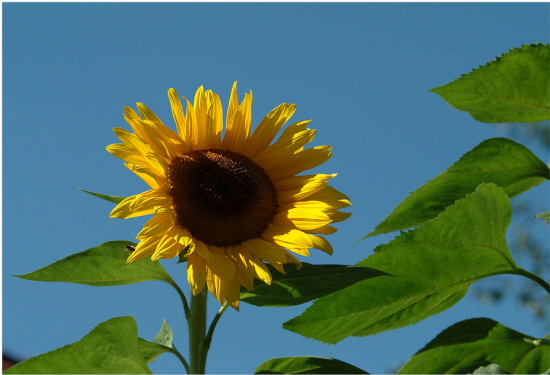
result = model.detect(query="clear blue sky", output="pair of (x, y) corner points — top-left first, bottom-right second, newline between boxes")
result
(3, 3), (549, 374)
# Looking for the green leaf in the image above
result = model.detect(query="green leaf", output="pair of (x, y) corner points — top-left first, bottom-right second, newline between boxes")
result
(455, 361), (511, 374)
(240, 262), (389, 307)
(431, 43), (550, 123)
(398, 318), (549, 374)
(152, 319), (174, 348)
(138, 320), (185, 366)
(284, 184), (525, 344)
(14, 240), (176, 287)
(4, 316), (152, 374)
(365, 138), (549, 238)
(75, 187), (126, 204)
(255, 356), (369, 374)
(536, 210), (550, 224)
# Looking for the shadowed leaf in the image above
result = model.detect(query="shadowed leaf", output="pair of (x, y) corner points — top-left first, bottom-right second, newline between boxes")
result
(255, 356), (369, 374)
(241, 262), (389, 307)
(398, 318), (549, 374)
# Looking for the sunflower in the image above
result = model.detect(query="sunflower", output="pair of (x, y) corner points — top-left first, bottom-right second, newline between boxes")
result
(107, 83), (351, 309)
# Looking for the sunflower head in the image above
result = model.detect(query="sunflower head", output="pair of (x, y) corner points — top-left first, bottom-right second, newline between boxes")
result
(107, 82), (351, 309)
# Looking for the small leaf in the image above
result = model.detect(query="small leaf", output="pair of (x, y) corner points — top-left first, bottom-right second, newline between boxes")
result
(398, 318), (549, 374)
(240, 262), (389, 307)
(4, 316), (152, 374)
(455, 361), (511, 374)
(14, 240), (176, 287)
(176, 245), (190, 264)
(75, 187), (126, 204)
(431, 43), (550, 123)
(255, 356), (369, 374)
(152, 320), (174, 348)
(365, 138), (549, 238)
(284, 184), (525, 344)
(536, 210), (550, 224)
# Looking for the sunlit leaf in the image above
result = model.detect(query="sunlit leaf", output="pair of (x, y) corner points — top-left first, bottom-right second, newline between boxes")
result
(14, 240), (175, 287)
(241, 262), (389, 307)
(365, 138), (549, 238)
(4, 316), (152, 374)
(75, 187), (126, 204)
(255, 356), (369, 374)
(398, 318), (549, 374)
(284, 184), (528, 344)
(431, 43), (550, 123)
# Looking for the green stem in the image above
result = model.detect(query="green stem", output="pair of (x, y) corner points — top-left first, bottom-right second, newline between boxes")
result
(170, 280), (191, 320)
(188, 288), (208, 374)
(202, 302), (229, 355)
(517, 268), (550, 294)
(171, 344), (191, 374)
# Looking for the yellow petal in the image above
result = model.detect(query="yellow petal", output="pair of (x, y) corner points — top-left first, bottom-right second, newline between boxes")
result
(191, 240), (215, 265)
(226, 246), (255, 291)
(255, 124), (315, 168)
(168, 88), (187, 143)
(207, 246), (235, 283)
(222, 91), (252, 151)
(124, 163), (166, 190)
(248, 254), (272, 285)
(187, 252), (207, 295)
(106, 144), (150, 166)
(244, 103), (296, 158)
(242, 238), (288, 266)
(308, 234), (334, 255)
(262, 223), (314, 250)
(151, 234), (184, 261)
(127, 235), (159, 263)
(277, 208), (332, 231)
(268, 146), (333, 181)
(110, 190), (170, 219)
(136, 213), (172, 240)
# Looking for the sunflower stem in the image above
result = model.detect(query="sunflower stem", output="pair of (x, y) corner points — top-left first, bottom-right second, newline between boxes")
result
(188, 288), (208, 374)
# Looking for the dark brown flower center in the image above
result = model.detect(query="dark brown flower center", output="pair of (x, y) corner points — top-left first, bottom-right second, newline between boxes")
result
(167, 149), (279, 246)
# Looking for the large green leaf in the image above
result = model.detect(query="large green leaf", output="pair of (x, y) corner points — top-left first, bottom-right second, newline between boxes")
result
(365, 138), (549, 238)
(255, 356), (369, 374)
(284, 184), (528, 344)
(14, 240), (175, 287)
(4, 316), (152, 374)
(398, 318), (549, 374)
(240, 262), (389, 307)
(431, 43), (550, 123)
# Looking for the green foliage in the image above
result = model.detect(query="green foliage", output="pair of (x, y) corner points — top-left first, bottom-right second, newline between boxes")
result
(365, 137), (549, 238)
(431, 44), (550, 123)
(398, 318), (549, 374)
(9, 44), (550, 375)
(75, 187), (126, 204)
(4, 317), (153, 374)
(455, 362), (511, 374)
(254, 356), (369, 374)
(240, 262), (389, 307)
(138, 320), (185, 367)
(536, 210), (550, 224)
(284, 184), (534, 343)
(14, 240), (176, 287)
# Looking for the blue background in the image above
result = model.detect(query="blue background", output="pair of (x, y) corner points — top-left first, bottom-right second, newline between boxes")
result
(3, 3), (549, 374)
